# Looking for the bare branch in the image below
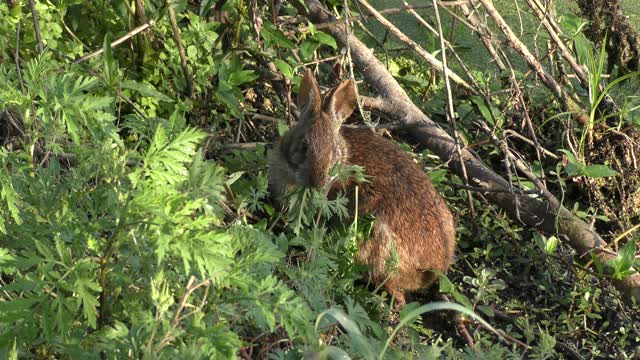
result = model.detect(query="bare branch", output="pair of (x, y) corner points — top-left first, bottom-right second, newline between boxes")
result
(28, 0), (43, 53)
(524, 0), (588, 85)
(474, 0), (590, 124)
(73, 20), (155, 64)
(432, 0), (475, 212)
(357, 0), (473, 91)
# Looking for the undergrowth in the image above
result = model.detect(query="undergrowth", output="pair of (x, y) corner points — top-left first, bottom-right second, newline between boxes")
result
(0, 1), (639, 359)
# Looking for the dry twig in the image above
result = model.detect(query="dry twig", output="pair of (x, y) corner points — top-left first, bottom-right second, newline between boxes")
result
(73, 20), (155, 64)
(474, 0), (589, 124)
(154, 276), (211, 352)
(431, 0), (475, 213)
(357, 0), (472, 91)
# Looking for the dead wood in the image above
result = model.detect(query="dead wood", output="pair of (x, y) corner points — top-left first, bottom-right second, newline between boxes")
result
(299, 0), (640, 304)
(473, 0), (590, 125)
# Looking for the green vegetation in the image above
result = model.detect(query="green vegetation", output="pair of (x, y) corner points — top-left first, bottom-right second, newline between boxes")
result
(0, 0), (639, 359)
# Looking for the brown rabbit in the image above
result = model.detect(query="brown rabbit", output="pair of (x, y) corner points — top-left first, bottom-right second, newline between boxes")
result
(269, 70), (456, 307)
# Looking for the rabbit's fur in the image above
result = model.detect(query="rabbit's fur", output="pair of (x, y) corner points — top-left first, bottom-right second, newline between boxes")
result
(268, 70), (456, 306)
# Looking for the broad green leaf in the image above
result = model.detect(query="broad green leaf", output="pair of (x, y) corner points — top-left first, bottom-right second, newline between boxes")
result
(558, 149), (584, 177)
(428, 169), (448, 185)
(274, 59), (293, 79)
(312, 31), (337, 49)
(470, 95), (499, 126)
(607, 239), (637, 279)
(545, 235), (559, 254)
(228, 70), (258, 86)
(299, 40), (320, 61)
(121, 80), (174, 102)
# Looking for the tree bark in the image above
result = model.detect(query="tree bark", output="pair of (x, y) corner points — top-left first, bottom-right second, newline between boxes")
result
(299, 0), (640, 304)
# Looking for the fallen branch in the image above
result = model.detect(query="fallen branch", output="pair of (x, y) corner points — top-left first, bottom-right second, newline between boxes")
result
(299, 0), (640, 304)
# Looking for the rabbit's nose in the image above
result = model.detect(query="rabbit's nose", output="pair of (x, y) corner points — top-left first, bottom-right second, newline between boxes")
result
(309, 165), (328, 189)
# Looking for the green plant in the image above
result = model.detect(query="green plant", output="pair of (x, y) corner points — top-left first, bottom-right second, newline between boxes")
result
(1, 1), (640, 358)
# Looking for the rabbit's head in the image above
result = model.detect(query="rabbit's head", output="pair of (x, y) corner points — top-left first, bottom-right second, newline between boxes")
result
(282, 70), (357, 189)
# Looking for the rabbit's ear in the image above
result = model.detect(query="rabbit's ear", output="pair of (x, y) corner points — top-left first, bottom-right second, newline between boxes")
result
(297, 69), (321, 122)
(324, 79), (356, 124)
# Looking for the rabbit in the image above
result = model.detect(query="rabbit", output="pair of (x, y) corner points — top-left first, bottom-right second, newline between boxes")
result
(268, 69), (456, 307)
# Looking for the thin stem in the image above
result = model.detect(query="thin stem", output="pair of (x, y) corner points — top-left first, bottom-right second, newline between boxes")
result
(72, 20), (155, 64)
(357, 0), (472, 91)
(166, 0), (194, 96)
(15, 21), (24, 91)
(432, 0), (475, 213)
(29, 0), (43, 53)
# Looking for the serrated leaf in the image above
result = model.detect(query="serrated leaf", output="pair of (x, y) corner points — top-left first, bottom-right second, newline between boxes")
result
(582, 164), (619, 178)
(75, 276), (101, 329)
(0, 172), (22, 230)
(145, 126), (207, 184)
